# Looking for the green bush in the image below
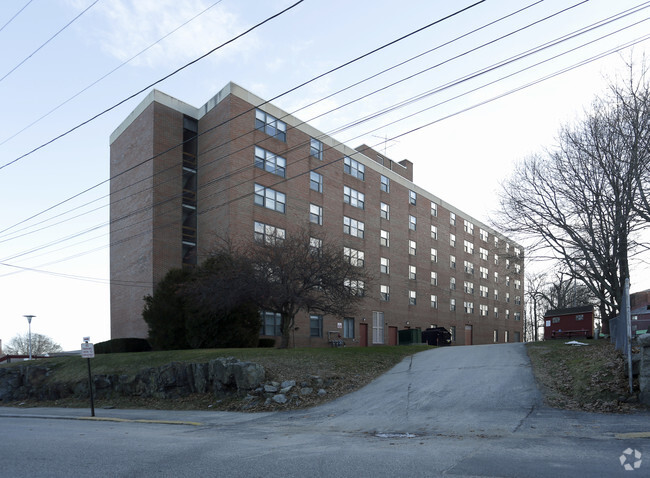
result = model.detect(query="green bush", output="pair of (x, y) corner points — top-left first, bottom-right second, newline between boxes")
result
(258, 338), (276, 348)
(94, 338), (152, 354)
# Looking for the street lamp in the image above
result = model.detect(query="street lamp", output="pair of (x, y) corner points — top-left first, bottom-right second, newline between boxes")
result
(23, 315), (36, 360)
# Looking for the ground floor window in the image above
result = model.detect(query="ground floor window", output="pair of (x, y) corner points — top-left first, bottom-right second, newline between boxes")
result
(504, 330), (510, 343)
(343, 317), (354, 339)
(449, 326), (456, 342)
(260, 311), (281, 336)
(372, 311), (384, 344)
(493, 330), (498, 343)
(310, 314), (323, 337)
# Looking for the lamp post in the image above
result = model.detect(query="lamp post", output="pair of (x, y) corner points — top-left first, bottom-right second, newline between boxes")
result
(23, 315), (36, 360)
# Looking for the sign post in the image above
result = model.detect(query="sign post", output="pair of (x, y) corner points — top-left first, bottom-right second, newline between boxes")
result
(81, 337), (95, 417)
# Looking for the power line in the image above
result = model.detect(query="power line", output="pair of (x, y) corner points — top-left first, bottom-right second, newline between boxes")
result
(0, 0), (101, 83)
(0, 0), (35, 34)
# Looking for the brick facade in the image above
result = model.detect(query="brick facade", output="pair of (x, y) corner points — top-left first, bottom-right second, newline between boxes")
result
(110, 83), (525, 346)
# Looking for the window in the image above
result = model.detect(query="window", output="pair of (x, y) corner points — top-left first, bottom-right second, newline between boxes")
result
(494, 254), (499, 266)
(480, 228), (488, 242)
(310, 204), (323, 225)
(464, 220), (474, 235)
(343, 317), (354, 339)
(494, 271), (499, 283)
(372, 311), (384, 344)
(514, 312), (521, 321)
(344, 247), (365, 267)
(506, 310), (510, 320)
(450, 233), (456, 247)
(344, 186), (365, 209)
(344, 216), (364, 238)
(464, 281), (474, 294)
(344, 156), (365, 180)
(431, 271), (438, 286)
(380, 285), (390, 301)
(254, 221), (285, 244)
(310, 138), (323, 160)
(506, 259), (511, 269)
(409, 290), (417, 305)
(450, 277), (456, 290)
(480, 285), (488, 298)
(345, 279), (365, 296)
(409, 215), (417, 231)
(380, 257), (389, 274)
(431, 201), (438, 217)
(480, 266), (488, 279)
(506, 276), (511, 286)
(506, 292), (510, 303)
(464, 260), (474, 274)
(409, 265), (417, 280)
(409, 240), (417, 255)
(309, 237), (322, 254)
(464, 240), (474, 254)
(260, 310), (282, 336)
(430, 295), (438, 309)
(430, 248), (438, 263)
(464, 301), (474, 314)
(479, 247), (488, 261)
(380, 229), (390, 247)
(493, 330), (498, 343)
(254, 184), (286, 213)
(450, 212), (456, 226)
(506, 242), (511, 253)
(494, 307), (499, 318)
(380, 202), (390, 220)
(255, 109), (286, 141)
(505, 330), (510, 343)
(514, 247), (521, 258)
(515, 264), (521, 274)
(514, 279), (521, 290)
(449, 326), (456, 342)
(255, 146), (286, 177)
(310, 314), (323, 337)
(450, 255), (456, 269)
(480, 304), (489, 317)
(409, 190), (417, 205)
(310, 171), (323, 192)
(494, 236), (499, 248)
(431, 225), (438, 240)
(380, 175), (390, 192)
(494, 289), (499, 301)
(450, 298), (456, 311)
(515, 295), (521, 305)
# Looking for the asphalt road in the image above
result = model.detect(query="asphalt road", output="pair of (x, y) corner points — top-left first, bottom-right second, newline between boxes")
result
(1, 343), (649, 477)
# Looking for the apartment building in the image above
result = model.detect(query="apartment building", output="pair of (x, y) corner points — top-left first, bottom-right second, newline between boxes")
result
(109, 82), (524, 346)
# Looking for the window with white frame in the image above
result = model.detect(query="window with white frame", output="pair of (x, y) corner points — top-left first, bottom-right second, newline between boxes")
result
(480, 285), (488, 298)
(450, 277), (456, 290)
(494, 236), (499, 247)
(254, 146), (286, 177)
(480, 228), (488, 241)
(464, 240), (474, 254)
(431, 271), (438, 286)
(506, 259), (511, 269)
(450, 233), (456, 247)
(480, 304), (488, 316)
(430, 248), (438, 263)
(409, 265), (416, 280)
(506, 292), (510, 303)
(506, 275), (511, 286)
(506, 309), (510, 320)
(409, 215), (417, 231)
(343, 317), (354, 339)
(409, 290), (417, 305)
(310, 314), (323, 337)
(431, 225), (438, 240)
(380, 257), (389, 274)
(409, 240), (416, 255)
(493, 330), (498, 343)
(464, 220), (474, 234)
(344, 279), (365, 296)
(450, 255), (456, 269)
(255, 109), (286, 141)
(409, 190), (417, 205)
(450, 298), (456, 311)
(372, 311), (384, 344)
(380, 285), (390, 301)
(260, 310), (282, 336)
(494, 271), (499, 283)
(494, 307), (499, 318)
(431, 201), (438, 217)
(514, 311), (521, 321)
(310, 204), (323, 225)
(254, 221), (285, 244)
(514, 247), (521, 258)
(494, 289), (499, 300)
(464, 281), (474, 294)
(514, 279), (521, 290)
(494, 254), (499, 266)
(480, 266), (488, 279)
(309, 237), (322, 253)
(310, 138), (323, 160)
(450, 212), (456, 226)
(504, 330), (509, 343)
(515, 295), (521, 305)
(380, 229), (389, 247)
(380, 202), (389, 220)
(479, 247), (488, 261)
(344, 185), (365, 209)
(515, 264), (521, 274)
(464, 301), (474, 314)
(430, 295), (438, 309)
(310, 171), (323, 192)
(506, 242), (511, 253)
(344, 156), (365, 180)
(464, 260), (474, 274)
(344, 247), (365, 267)
(343, 216), (364, 238)
(254, 184), (286, 213)
(380, 175), (390, 192)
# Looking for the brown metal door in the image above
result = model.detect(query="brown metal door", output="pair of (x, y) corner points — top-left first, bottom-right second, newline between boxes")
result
(464, 325), (473, 345)
(388, 326), (398, 346)
(360, 323), (368, 347)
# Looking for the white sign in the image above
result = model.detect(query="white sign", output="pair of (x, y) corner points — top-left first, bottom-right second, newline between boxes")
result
(81, 342), (95, 358)
(337, 322), (342, 329)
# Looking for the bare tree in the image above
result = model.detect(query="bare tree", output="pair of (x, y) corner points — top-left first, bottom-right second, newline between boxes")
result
(495, 61), (650, 329)
(4, 333), (63, 355)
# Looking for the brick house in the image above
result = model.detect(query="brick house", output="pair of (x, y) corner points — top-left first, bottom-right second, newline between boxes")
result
(109, 83), (524, 347)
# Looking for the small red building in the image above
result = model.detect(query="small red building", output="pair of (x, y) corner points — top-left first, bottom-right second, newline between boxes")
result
(543, 305), (595, 339)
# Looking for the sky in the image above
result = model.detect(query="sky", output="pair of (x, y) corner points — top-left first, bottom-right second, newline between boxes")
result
(1, 0), (650, 351)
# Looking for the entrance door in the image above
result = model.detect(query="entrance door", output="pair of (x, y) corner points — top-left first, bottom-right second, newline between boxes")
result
(359, 323), (368, 347)
(464, 325), (473, 345)
(388, 326), (398, 346)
